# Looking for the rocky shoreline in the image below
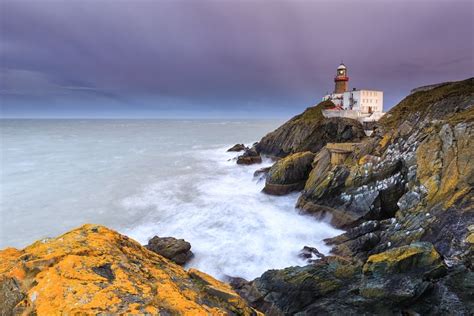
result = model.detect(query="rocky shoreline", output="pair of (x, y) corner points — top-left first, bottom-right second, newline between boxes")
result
(228, 78), (474, 315)
(1, 78), (472, 315)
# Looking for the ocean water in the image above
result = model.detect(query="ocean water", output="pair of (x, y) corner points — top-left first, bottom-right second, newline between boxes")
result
(0, 119), (341, 280)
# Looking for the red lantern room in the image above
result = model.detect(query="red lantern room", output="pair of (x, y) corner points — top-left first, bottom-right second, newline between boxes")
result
(334, 63), (349, 93)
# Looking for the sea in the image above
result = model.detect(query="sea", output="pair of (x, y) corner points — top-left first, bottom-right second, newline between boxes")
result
(0, 119), (341, 280)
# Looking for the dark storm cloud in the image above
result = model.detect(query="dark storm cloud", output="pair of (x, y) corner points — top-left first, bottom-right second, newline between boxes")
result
(1, 0), (473, 118)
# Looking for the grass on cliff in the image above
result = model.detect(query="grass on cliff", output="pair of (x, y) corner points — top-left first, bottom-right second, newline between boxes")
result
(380, 78), (474, 130)
(292, 100), (335, 124)
(446, 105), (474, 125)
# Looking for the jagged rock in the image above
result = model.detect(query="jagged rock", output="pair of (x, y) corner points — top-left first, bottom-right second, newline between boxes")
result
(243, 78), (474, 315)
(227, 144), (247, 152)
(256, 101), (366, 158)
(145, 235), (193, 265)
(263, 151), (315, 195)
(298, 246), (325, 263)
(249, 256), (363, 315)
(360, 242), (447, 307)
(237, 147), (262, 165)
(324, 220), (383, 259)
(296, 79), (473, 232)
(253, 167), (271, 182)
(298, 153), (407, 228)
(0, 275), (25, 316)
(243, 243), (466, 315)
(0, 225), (259, 315)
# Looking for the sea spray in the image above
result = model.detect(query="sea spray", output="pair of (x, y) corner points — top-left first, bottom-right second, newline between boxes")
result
(123, 147), (342, 280)
(1, 119), (342, 280)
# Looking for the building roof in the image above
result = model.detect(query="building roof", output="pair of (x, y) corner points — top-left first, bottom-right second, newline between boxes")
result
(337, 63), (346, 70)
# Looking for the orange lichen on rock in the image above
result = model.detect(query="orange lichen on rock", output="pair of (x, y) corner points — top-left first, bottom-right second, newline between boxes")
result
(0, 224), (259, 315)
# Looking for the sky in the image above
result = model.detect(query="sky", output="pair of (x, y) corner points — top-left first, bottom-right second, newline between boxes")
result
(0, 0), (473, 118)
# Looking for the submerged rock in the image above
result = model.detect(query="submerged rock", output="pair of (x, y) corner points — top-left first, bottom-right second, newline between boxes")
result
(0, 225), (259, 315)
(145, 235), (193, 265)
(263, 151), (315, 195)
(227, 144), (247, 152)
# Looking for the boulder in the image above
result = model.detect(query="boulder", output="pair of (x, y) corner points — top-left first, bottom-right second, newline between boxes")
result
(145, 235), (193, 265)
(0, 225), (258, 315)
(263, 151), (315, 195)
(227, 144), (247, 152)
(237, 147), (262, 165)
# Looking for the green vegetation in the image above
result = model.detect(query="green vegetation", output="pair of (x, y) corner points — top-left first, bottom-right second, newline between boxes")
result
(293, 100), (335, 124)
(380, 78), (474, 130)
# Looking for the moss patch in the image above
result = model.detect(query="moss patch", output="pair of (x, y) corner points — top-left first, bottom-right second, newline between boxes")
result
(380, 78), (474, 130)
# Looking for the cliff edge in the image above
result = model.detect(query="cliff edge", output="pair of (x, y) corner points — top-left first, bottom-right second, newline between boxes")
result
(256, 100), (366, 158)
(0, 224), (259, 315)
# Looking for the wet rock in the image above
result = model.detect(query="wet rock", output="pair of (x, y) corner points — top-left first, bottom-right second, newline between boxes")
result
(246, 243), (460, 315)
(263, 151), (315, 195)
(227, 144), (247, 152)
(299, 246), (325, 263)
(250, 256), (363, 315)
(237, 147), (262, 165)
(253, 167), (271, 182)
(228, 277), (269, 312)
(146, 236), (193, 265)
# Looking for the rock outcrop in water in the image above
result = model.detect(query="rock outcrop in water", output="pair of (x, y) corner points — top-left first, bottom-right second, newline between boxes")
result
(227, 143), (247, 152)
(235, 78), (474, 315)
(255, 101), (366, 158)
(145, 235), (193, 265)
(263, 151), (315, 195)
(237, 146), (262, 165)
(0, 224), (259, 315)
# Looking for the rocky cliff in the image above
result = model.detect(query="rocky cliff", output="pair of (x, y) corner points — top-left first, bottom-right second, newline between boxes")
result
(1, 79), (472, 315)
(256, 101), (366, 158)
(0, 224), (260, 315)
(237, 78), (474, 315)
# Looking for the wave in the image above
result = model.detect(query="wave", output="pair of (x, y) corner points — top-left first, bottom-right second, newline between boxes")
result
(122, 146), (342, 280)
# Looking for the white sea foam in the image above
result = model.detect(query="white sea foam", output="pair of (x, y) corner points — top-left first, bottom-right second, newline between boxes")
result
(1, 119), (341, 281)
(123, 147), (341, 280)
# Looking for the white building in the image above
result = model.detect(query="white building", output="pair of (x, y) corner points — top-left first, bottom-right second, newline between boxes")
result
(322, 63), (385, 122)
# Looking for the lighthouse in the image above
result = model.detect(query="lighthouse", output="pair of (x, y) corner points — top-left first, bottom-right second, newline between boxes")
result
(334, 63), (349, 93)
(321, 62), (385, 124)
